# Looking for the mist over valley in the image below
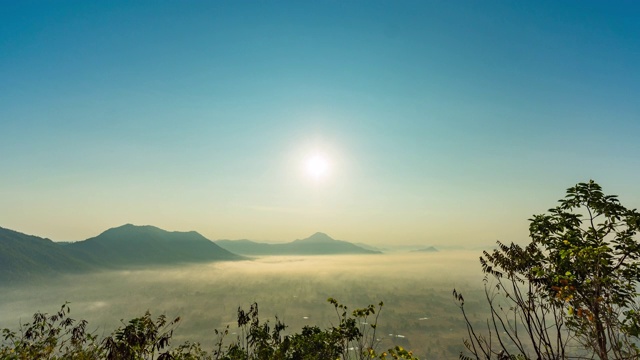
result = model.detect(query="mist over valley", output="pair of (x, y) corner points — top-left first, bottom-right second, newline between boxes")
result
(3, 2), (639, 358)
(0, 225), (486, 359)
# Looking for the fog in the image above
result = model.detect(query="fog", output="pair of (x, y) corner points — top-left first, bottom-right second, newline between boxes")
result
(0, 252), (489, 359)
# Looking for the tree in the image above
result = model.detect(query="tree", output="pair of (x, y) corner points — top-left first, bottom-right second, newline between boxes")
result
(455, 180), (640, 359)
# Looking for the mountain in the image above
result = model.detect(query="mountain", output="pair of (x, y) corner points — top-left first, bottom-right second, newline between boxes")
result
(411, 246), (439, 253)
(0, 227), (94, 282)
(216, 232), (381, 255)
(66, 224), (243, 267)
(0, 224), (243, 282)
(354, 242), (386, 253)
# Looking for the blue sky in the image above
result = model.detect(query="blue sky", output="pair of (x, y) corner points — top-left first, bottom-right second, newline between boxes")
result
(1, 1), (639, 245)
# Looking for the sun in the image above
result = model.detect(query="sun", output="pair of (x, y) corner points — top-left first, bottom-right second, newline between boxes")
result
(305, 153), (330, 180)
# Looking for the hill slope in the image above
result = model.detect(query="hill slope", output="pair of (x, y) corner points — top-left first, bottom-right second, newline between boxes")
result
(0, 224), (243, 282)
(411, 246), (439, 253)
(216, 232), (381, 255)
(0, 227), (94, 282)
(67, 224), (243, 267)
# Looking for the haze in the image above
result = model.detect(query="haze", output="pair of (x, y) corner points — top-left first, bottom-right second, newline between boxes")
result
(0, 252), (485, 359)
(1, 3), (640, 359)
(2, 2), (639, 246)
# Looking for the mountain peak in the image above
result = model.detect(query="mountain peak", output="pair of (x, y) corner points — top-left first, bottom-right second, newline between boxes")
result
(98, 224), (201, 240)
(411, 246), (439, 253)
(107, 224), (160, 232)
(216, 232), (380, 255)
(298, 232), (335, 243)
(71, 224), (242, 265)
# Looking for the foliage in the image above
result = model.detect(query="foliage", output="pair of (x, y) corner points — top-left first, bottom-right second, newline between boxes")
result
(0, 302), (100, 360)
(454, 180), (640, 359)
(102, 311), (180, 360)
(1, 299), (418, 360)
(210, 298), (418, 360)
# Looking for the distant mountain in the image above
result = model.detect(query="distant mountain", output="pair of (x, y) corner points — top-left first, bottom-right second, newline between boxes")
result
(411, 246), (439, 253)
(0, 227), (94, 282)
(0, 224), (243, 283)
(67, 224), (243, 267)
(354, 242), (386, 253)
(216, 232), (381, 255)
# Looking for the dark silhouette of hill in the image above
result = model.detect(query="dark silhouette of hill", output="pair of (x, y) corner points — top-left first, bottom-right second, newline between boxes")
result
(0, 224), (243, 282)
(411, 246), (439, 253)
(354, 242), (386, 252)
(0, 227), (94, 282)
(66, 224), (243, 267)
(215, 232), (381, 255)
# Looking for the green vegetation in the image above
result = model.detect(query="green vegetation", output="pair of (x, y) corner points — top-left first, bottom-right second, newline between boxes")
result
(455, 181), (640, 359)
(1, 300), (417, 360)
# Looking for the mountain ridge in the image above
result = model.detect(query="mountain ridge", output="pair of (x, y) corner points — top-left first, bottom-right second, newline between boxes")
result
(0, 224), (243, 282)
(215, 232), (381, 256)
(67, 224), (242, 267)
(1, 225), (382, 283)
(0, 226), (95, 281)
(411, 246), (439, 253)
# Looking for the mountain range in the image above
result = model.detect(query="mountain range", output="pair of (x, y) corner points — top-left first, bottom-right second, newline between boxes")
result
(0, 227), (94, 279)
(0, 225), (379, 283)
(411, 246), (439, 253)
(0, 224), (241, 283)
(215, 232), (381, 255)
(65, 224), (241, 267)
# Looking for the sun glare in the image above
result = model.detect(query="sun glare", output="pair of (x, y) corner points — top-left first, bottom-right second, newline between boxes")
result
(305, 154), (330, 181)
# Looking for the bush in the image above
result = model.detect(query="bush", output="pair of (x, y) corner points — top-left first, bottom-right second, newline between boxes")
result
(1, 299), (418, 360)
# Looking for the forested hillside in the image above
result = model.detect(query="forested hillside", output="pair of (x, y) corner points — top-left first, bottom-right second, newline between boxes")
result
(0, 224), (243, 282)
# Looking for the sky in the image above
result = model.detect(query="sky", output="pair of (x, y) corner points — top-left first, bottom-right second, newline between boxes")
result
(1, 1), (639, 246)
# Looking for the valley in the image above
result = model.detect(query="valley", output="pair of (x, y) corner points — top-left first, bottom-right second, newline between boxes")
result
(0, 252), (487, 359)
